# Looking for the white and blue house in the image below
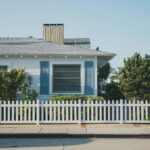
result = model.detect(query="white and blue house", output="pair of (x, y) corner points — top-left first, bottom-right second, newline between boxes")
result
(0, 24), (115, 99)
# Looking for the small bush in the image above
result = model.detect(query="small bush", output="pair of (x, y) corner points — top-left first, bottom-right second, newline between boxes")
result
(0, 68), (38, 101)
(49, 95), (104, 102)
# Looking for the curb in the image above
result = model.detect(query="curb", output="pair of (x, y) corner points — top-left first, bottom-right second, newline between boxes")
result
(0, 133), (150, 139)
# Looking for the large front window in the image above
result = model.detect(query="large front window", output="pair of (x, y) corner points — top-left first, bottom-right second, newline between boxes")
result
(53, 65), (81, 93)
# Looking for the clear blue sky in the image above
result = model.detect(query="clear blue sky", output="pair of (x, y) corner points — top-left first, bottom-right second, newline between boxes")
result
(0, 0), (149, 69)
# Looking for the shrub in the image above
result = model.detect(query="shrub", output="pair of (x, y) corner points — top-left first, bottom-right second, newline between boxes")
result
(0, 68), (38, 101)
(49, 95), (104, 102)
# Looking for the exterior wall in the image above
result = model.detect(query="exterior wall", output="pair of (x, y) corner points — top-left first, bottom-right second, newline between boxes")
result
(0, 56), (97, 99)
(0, 58), (40, 93)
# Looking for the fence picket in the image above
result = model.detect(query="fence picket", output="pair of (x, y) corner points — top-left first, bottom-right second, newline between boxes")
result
(58, 100), (60, 122)
(124, 100), (127, 122)
(45, 101), (48, 122)
(84, 101), (87, 121)
(20, 101), (23, 122)
(70, 101), (73, 122)
(129, 101), (131, 121)
(3, 101), (6, 122)
(40, 101), (43, 122)
(108, 100), (110, 122)
(53, 101), (56, 122)
(112, 100), (114, 122)
(103, 101), (106, 122)
(120, 99), (123, 124)
(36, 99), (40, 125)
(91, 101), (94, 121)
(137, 100), (140, 121)
(116, 100), (119, 122)
(87, 101), (90, 122)
(66, 101), (69, 122)
(24, 101), (27, 122)
(146, 100), (148, 120)
(78, 99), (81, 124)
(8, 101), (10, 122)
(62, 101), (64, 122)
(0, 101), (1, 123)
(95, 100), (98, 122)
(11, 101), (14, 121)
(28, 100), (31, 122)
(133, 100), (136, 121)
(99, 100), (102, 122)
(141, 100), (144, 121)
(16, 101), (18, 122)
(0, 99), (150, 124)
(32, 101), (36, 122)
(49, 100), (52, 122)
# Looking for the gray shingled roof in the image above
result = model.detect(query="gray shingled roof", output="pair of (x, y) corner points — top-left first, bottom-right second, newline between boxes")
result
(0, 38), (115, 57)
(64, 38), (90, 44)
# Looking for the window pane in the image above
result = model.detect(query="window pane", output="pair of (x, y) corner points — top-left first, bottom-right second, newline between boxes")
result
(53, 72), (80, 78)
(54, 79), (80, 85)
(54, 65), (80, 72)
(53, 65), (81, 93)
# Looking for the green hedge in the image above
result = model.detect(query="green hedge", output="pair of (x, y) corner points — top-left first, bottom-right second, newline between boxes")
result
(49, 95), (104, 102)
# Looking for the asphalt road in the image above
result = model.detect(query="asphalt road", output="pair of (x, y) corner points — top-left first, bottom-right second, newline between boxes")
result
(0, 138), (150, 150)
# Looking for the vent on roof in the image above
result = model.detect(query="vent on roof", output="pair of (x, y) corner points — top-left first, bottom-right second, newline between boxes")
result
(28, 36), (33, 38)
(43, 24), (64, 44)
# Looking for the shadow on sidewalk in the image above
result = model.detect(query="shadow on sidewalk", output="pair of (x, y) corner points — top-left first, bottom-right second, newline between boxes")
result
(0, 137), (92, 148)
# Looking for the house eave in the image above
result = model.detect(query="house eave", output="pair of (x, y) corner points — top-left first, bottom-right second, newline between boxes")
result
(0, 53), (116, 58)
(97, 53), (116, 67)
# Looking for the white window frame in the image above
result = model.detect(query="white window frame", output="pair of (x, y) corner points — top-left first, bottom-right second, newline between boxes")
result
(52, 64), (81, 94)
(50, 60), (84, 95)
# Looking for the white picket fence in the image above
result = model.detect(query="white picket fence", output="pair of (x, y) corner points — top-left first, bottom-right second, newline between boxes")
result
(0, 100), (150, 124)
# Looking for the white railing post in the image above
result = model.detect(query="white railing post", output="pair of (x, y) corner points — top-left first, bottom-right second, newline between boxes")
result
(0, 101), (2, 123)
(78, 99), (82, 124)
(120, 99), (124, 124)
(36, 99), (40, 125)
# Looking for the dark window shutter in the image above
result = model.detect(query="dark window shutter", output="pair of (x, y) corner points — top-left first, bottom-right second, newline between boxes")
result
(40, 61), (49, 95)
(84, 61), (94, 95)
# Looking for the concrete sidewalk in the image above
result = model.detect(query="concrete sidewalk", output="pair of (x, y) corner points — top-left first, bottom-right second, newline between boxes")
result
(0, 124), (150, 138)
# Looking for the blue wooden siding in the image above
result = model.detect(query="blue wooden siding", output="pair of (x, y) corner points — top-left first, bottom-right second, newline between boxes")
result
(84, 61), (94, 95)
(40, 61), (49, 95)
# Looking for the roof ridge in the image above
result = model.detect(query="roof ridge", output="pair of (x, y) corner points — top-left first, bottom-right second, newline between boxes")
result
(0, 37), (35, 39)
